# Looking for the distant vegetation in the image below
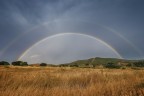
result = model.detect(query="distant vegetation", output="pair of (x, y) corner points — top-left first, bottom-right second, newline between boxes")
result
(104, 62), (121, 69)
(1, 57), (144, 69)
(40, 63), (47, 66)
(12, 61), (28, 66)
(0, 61), (10, 65)
(59, 57), (144, 69)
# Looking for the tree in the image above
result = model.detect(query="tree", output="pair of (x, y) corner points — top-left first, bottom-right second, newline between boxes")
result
(70, 64), (79, 67)
(133, 61), (144, 67)
(0, 61), (10, 65)
(12, 61), (28, 66)
(22, 62), (28, 66)
(40, 63), (47, 66)
(105, 62), (121, 69)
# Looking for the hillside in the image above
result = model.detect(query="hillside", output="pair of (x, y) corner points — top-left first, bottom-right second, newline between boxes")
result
(27, 57), (144, 68)
(60, 57), (139, 68)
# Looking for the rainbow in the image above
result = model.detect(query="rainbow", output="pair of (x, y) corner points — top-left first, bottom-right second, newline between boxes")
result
(0, 20), (142, 59)
(18, 32), (123, 60)
(104, 26), (143, 56)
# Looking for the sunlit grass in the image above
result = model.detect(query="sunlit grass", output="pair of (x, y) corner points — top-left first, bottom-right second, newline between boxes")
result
(0, 66), (144, 96)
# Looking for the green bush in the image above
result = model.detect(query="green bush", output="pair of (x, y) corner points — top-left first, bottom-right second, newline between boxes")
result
(105, 62), (121, 69)
(121, 66), (126, 69)
(133, 61), (144, 67)
(12, 61), (28, 66)
(70, 64), (79, 67)
(40, 63), (47, 66)
(0, 61), (10, 65)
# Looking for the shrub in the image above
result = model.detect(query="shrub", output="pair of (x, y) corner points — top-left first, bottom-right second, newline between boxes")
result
(22, 62), (28, 66)
(40, 63), (47, 66)
(105, 62), (121, 69)
(12, 61), (28, 66)
(121, 66), (126, 69)
(70, 64), (79, 67)
(133, 61), (144, 67)
(0, 61), (10, 65)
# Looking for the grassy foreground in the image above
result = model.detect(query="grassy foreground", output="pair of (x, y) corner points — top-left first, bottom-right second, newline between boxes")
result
(0, 66), (144, 96)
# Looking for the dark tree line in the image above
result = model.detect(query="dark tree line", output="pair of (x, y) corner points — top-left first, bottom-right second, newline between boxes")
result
(40, 63), (47, 66)
(1, 60), (144, 68)
(134, 61), (144, 67)
(0, 61), (10, 65)
(104, 62), (121, 69)
(12, 61), (28, 66)
(0, 61), (28, 66)
(126, 61), (144, 67)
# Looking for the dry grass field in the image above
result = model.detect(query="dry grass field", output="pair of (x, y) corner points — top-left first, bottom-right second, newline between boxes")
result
(0, 66), (144, 96)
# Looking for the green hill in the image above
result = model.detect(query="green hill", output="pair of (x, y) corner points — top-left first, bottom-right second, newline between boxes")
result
(60, 57), (140, 68)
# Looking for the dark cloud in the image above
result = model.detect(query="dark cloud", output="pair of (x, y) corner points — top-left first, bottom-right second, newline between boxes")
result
(0, 0), (144, 62)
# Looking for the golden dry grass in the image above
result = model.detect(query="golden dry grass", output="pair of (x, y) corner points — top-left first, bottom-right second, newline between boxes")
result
(0, 66), (144, 96)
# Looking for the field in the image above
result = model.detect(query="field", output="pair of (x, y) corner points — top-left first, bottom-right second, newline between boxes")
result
(0, 66), (144, 96)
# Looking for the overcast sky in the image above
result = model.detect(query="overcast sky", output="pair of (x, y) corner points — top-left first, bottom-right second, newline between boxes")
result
(0, 0), (144, 63)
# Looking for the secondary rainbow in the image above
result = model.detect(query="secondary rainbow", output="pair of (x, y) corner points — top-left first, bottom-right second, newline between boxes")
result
(1, 21), (141, 59)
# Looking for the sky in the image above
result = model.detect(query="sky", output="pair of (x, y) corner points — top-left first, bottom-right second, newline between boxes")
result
(0, 0), (144, 64)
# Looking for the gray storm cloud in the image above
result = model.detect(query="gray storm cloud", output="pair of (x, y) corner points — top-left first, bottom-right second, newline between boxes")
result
(0, 0), (144, 62)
